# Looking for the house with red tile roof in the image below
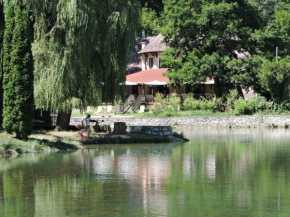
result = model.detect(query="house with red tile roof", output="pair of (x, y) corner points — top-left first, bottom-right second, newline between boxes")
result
(126, 34), (215, 99)
(125, 33), (257, 106)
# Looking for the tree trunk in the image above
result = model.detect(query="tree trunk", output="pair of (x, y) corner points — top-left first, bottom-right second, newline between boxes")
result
(214, 77), (222, 98)
(56, 110), (72, 131)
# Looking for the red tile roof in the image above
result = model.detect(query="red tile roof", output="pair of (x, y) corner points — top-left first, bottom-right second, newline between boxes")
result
(126, 68), (169, 84)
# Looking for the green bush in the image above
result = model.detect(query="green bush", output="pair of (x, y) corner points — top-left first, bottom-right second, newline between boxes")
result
(199, 96), (223, 111)
(155, 92), (164, 104)
(152, 93), (167, 113)
(183, 93), (200, 110)
(227, 89), (240, 106)
(254, 96), (273, 112)
(279, 100), (290, 111)
(169, 93), (181, 111)
(234, 98), (256, 115)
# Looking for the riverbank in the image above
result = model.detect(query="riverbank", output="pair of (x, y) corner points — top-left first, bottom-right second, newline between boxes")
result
(70, 115), (290, 129)
(0, 129), (188, 157)
(0, 131), (82, 157)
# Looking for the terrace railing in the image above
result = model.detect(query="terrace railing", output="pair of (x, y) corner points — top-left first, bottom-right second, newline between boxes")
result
(122, 94), (137, 113)
(131, 95), (154, 112)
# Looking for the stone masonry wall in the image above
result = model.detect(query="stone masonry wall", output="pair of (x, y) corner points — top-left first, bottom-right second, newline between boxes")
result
(71, 115), (290, 129)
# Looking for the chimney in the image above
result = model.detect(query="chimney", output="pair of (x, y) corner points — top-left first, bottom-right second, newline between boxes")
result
(141, 30), (146, 49)
(141, 41), (146, 49)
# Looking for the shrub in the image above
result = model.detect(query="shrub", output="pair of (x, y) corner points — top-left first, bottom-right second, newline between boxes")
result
(155, 92), (164, 104)
(152, 93), (167, 113)
(234, 98), (256, 115)
(183, 93), (200, 110)
(280, 100), (290, 111)
(227, 89), (240, 106)
(254, 96), (273, 112)
(169, 93), (181, 111)
(199, 96), (223, 111)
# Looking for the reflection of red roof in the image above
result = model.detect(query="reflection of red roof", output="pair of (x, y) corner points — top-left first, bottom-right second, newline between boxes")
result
(126, 68), (169, 84)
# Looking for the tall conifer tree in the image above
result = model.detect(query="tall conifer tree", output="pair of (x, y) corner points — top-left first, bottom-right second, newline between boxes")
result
(0, 2), (4, 126)
(2, 3), (34, 140)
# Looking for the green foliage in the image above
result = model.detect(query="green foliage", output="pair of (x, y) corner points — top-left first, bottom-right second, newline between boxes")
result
(3, 0), (141, 112)
(0, 2), (3, 74)
(234, 98), (256, 115)
(151, 93), (167, 112)
(226, 89), (240, 106)
(161, 0), (290, 99)
(258, 56), (290, 102)
(183, 94), (222, 112)
(0, 2), (4, 126)
(280, 100), (290, 111)
(2, 3), (34, 140)
(168, 93), (181, 111)
(199, 97), (223, 112)
(254, 96), (274, 112)
(152, 93), (181, 112)
(154, 92), (164, 103)
(140, 5), (161, 35)
(183, 93), (200, 110)
(140, 0), (164, 15)
(161, 0), (260, 95)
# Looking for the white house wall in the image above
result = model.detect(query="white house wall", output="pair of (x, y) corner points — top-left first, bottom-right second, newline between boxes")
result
(141, 52), (163, 71)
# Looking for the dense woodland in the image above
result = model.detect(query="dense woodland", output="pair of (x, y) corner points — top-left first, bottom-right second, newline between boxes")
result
(0, 0), (290, 139)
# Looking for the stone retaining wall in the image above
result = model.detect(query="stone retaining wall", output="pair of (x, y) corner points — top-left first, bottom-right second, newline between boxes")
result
(70, 116), (290, 129)
(128, 126), (173, 136)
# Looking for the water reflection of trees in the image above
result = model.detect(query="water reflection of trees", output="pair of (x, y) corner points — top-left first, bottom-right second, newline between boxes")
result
(167, 128), (290, 216)
(1, 129), (290, 216)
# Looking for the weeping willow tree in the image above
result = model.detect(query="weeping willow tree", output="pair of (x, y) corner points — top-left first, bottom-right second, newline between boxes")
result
(1, 0), (140, 130)
(33, 0), (140, 130)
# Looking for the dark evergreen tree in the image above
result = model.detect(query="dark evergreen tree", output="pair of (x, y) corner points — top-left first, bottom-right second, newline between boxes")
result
(3, 4), (34, 140)
(0, 2), (4, 126)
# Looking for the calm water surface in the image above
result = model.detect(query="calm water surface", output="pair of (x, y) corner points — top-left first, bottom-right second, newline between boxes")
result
(1, 129), (290, 217)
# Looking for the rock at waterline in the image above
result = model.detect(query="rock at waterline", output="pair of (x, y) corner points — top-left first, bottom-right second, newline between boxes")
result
(81, 133), (189, 145)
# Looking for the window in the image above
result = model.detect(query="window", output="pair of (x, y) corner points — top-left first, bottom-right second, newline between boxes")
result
(158, 56), (162, 68)
(148, 57), (154, 69)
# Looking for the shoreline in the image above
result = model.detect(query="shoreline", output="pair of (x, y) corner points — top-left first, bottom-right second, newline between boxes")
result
(2, 114), (290, 157)
(0, 131), (82, 158)
(70, 115), (290, 129)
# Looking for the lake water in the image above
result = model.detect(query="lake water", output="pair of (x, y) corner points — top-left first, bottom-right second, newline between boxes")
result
(1, 129), (290, 217)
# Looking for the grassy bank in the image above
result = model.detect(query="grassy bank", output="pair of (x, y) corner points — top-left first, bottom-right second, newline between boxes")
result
(0, 131), (82, 157)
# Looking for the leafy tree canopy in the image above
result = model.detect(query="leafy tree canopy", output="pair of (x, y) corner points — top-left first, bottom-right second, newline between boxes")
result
(140, 4), (161, 35)
(161, 0), (260, 96)
(140, 0), (163, 15)
(258, 56), (290, 102)
(161, 0), (290, 99)
(1, 0), (141, 112)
